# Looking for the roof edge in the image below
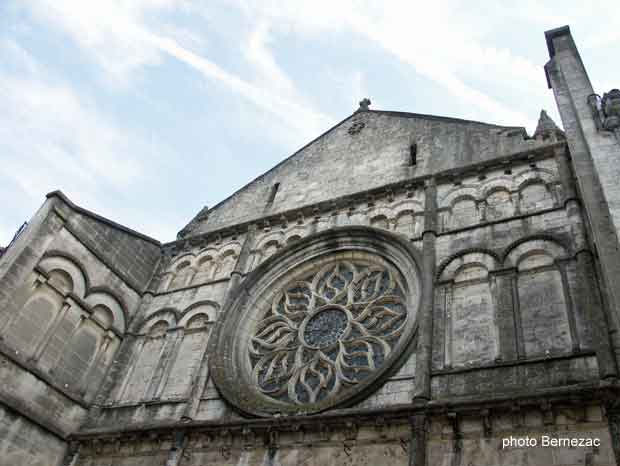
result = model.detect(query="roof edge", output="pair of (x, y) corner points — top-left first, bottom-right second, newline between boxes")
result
(178, 108), (529, 237)
(545, 25), (571, 58)
(47, 190), (161, 246)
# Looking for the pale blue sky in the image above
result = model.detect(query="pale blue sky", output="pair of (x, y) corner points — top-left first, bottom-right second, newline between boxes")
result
(1, 1), (618, 245)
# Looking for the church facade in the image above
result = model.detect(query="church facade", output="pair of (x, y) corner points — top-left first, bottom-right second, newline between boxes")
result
(1, 25), (620, 466)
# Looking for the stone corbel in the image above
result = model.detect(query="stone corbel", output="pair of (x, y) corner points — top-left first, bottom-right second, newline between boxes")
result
(374, 416), (388, 438)
(366, 194), (375, 208)
(477, 199), (487, 222)
(447, 412), (461, 453)
(242, 427), (255, 448)
(481, 408), (492, 437)
(33, 271), (48, 289)
(511, 404), (523, 428)
(319, 424), (331, 441)
(541, 400), (555, 426)
(405, 183), (415, 198)
(266, 427), (279, 449)
(343, 420), (358, 441)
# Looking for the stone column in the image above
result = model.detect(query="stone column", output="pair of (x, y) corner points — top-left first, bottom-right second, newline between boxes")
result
(413, 178), (437, 402)
(576, 250), (617, 378)
(554, 145), (577, 204)
(408, 414), (427, 466)
(490, 269), (519, 361)
(30, 298), (72, 363)
(164, 431), (187, 466)
(545, 26), (620, 363)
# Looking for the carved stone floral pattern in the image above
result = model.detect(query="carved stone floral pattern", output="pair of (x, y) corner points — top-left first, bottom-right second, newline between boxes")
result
(248, 259), (408, 406)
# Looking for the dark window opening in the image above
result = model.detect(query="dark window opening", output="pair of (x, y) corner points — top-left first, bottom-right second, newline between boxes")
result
(410, 143), (417, 166)
(268, 182), (280, 204)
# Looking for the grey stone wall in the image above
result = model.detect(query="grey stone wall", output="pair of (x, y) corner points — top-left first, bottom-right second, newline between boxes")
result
(2, 25), (620, 466)
(545, 26), (620, 372)
(181, 111), (555, 237)
(0, 403), (67, 466)
(0, 193), (163, 466)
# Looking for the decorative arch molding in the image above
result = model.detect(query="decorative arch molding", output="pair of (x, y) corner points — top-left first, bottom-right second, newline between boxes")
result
(37, 253), (129, 330)
(195, 247), (219, 264)
(502, 235), (570, 266)
(208, 226), (424, 417)
(138, 308), (180, 334)
(217, 240), (242, 256)
(436, 248), (501, 282)
(254, 231), (285, 252)
(284, 225), (307, 243)
(38, 254), (88, 298)
(513, 167), (557, 190)
(439, 186), (479, 209)
(84, 290), (127, 334)
(172, 254), (195, 269)
(479, 175), (515, 198)
(391, 198), (424, 213)
(178, 301), (220, 327)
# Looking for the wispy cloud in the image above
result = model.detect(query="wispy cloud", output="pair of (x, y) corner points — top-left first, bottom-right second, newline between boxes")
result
(23, 0), (333, 139)
(3, 0), (619, 245)
(0, 40), (171, 241)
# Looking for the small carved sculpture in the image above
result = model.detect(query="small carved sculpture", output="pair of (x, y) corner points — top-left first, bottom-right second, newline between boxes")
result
(358, 97), (371, 111)
(602, 89), (620, 130)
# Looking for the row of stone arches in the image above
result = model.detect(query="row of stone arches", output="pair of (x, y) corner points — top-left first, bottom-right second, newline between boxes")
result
(112, 302), (218, 405)
(161, 242), (242, 291)
(432, 237), (600, 371)
(246, 199), (424, 272)
(0, 254), (126, 401)
(245, 225), (307, 271)
(438, 169), (561, 230)
(366, 199), (424, 237)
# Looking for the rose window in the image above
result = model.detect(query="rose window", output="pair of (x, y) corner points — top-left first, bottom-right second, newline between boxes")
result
(248, 258), (409, 406)
(209, 231), (421, 417)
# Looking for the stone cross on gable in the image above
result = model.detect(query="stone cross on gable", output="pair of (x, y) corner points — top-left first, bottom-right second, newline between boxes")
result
(358, 98), (371, 111)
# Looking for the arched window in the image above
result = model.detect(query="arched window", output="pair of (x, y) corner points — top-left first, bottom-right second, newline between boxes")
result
(53, 322), (99, 390)
(450, 197), (479, 229)
(169, 260), (194, 290)
(261, 241), (280, 263)
(436, 252), (499, 369)
(370, 214), (389, 230)
(286, 235), (302, 244)
(394, 210), (418, 237)
(160, 305), (216, 400)
(506, 239), (574, 357)
(214, 251), (237, 278)
(192, 255), (214, 285)
(485, 188), (515, 221)
(117, 318), (172, 403)
(1, 269), (73, 357)
(519, 182), (555, 213)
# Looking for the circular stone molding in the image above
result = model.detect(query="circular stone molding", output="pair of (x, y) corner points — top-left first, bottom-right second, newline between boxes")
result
(208, 227), (422, 417)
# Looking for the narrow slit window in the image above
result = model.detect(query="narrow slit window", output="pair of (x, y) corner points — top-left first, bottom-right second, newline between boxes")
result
(268, 182), (280, 204)
(410, 143), (417, 166)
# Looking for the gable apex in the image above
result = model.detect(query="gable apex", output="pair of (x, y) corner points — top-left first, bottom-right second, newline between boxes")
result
(178, 109), (540, 239)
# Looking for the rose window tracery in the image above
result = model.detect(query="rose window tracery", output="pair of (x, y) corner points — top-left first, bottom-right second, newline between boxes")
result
(248, 259), (409, 406)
